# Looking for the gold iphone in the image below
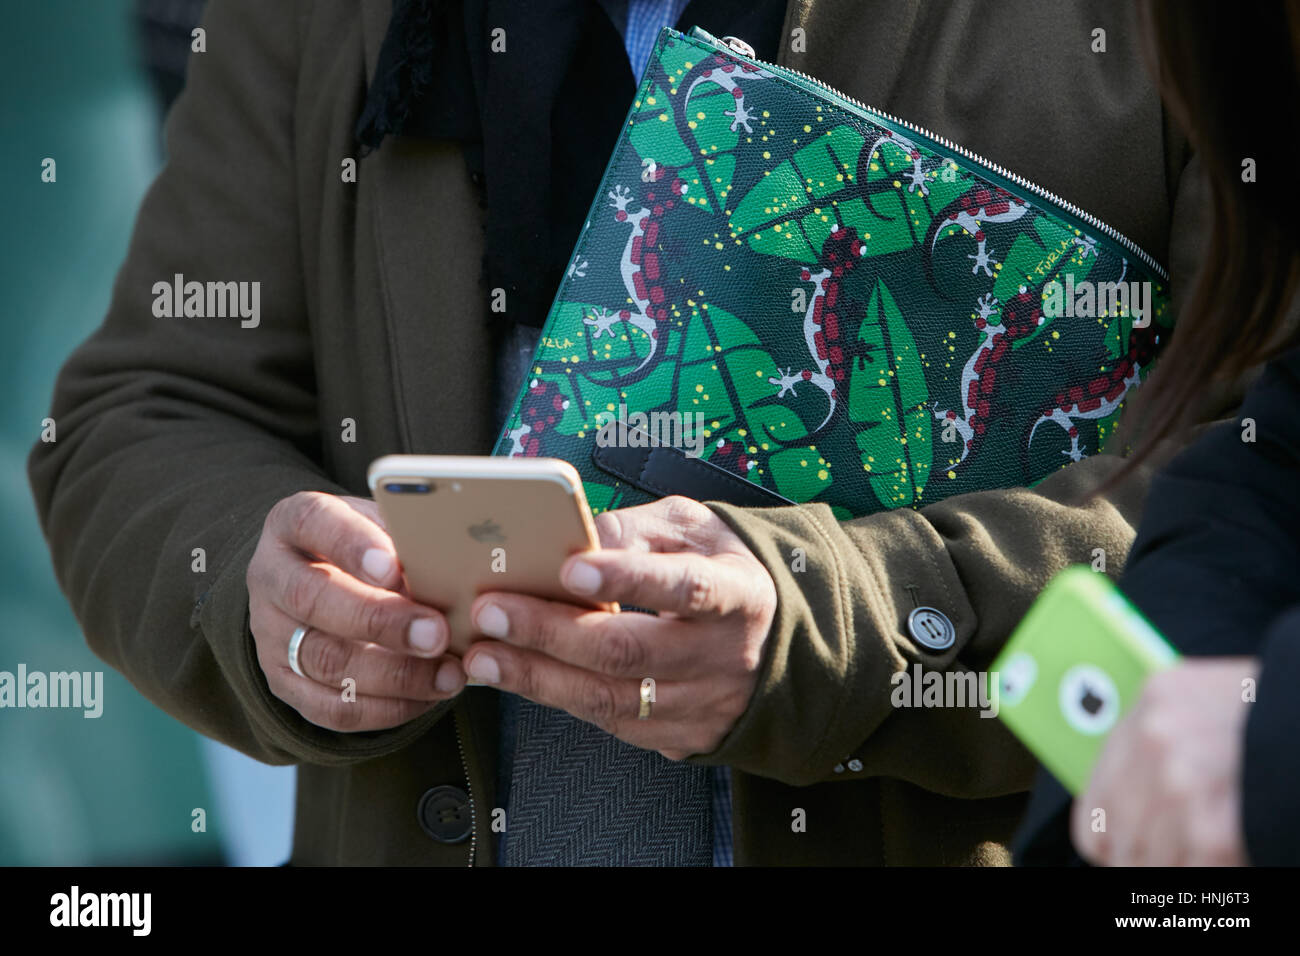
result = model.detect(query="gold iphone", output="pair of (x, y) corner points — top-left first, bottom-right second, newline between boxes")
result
(367, 455), (610, 658)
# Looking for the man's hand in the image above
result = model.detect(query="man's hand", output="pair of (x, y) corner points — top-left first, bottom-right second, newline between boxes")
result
(1070, 658), (1258, 866)
(247, 491), (466, 732)
(459, 496), (777, 760)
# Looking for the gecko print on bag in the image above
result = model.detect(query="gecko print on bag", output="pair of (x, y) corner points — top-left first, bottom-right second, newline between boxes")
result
(494, 28), (1171, 520)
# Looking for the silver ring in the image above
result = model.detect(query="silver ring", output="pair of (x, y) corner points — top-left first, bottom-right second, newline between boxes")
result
(288, 625), (310, 679)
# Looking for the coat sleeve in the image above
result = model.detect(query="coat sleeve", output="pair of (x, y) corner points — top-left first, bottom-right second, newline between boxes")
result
(688, 152), (1217, 797)
(27, 0), (448, 766)
(700, 451), (1152, 795)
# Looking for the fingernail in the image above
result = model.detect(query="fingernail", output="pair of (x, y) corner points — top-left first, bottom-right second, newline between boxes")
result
(362, 548), (394, 583)
(408, 618), (443, 654)
(476, 603), (509, 639)
(435, 661), (462, 693)
(564, 560), (602, 595)
(467, 654), (500, 684)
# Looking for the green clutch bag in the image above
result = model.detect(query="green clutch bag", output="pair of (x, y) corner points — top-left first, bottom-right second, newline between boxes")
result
(493, 26), (1171, 520)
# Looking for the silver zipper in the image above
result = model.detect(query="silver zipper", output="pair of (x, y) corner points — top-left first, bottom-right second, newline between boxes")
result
(715, 34), (1167, 281)
(452, 707), (477, 867)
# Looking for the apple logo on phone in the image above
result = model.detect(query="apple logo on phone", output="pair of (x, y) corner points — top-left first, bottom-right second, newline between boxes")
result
(1079, 687), (1105, 715)
(1058, 664), (1120, 735)
(468, 518), (506, 544)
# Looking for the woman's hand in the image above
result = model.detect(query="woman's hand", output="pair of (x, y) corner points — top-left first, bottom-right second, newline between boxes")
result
(1071, 658), (1259, 866)
(460, 496), (777, 760)
(246, 491), (466, 731)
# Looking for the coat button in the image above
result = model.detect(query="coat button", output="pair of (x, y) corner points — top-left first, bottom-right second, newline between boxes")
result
(907, 607), (956, 650)
(417, 786), (472, 844)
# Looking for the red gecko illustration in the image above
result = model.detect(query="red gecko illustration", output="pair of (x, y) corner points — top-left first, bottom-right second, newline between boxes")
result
(768, 224), (865, 432)
(934, 259), (1161, 468)
(582, 53), (772, 386)
(583, 177), (684, 380)
(505, 379), (567, 458)
(684, 53), (771, 134)
(1029, 298), (1162, 461)
(710, 435), (754, 476)
(861, 127), (932, 198)
(511, 53), (774, 454)
(932, 288), (1039, 463)
(923, 183), (1032, 283)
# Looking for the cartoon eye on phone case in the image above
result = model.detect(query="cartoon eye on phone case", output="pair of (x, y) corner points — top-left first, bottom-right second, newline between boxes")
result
(997, 652), (1038, 707)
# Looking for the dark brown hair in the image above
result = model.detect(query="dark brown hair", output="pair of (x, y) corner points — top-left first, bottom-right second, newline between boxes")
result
(1121, 0), (1300, 471)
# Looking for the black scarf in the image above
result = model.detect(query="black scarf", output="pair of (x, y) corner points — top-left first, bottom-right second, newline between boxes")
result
(355, 0), (785, 334)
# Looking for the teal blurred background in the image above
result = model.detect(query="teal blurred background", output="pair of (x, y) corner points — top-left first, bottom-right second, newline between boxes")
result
(1, 0), (292, 865)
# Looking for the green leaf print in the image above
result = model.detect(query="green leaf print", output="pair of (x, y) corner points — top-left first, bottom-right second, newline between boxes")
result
(848, 281), (932, 509)
(728, 123), (936, 263)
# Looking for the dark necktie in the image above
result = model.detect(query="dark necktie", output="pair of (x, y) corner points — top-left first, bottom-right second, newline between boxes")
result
(503, 693), (713, 866)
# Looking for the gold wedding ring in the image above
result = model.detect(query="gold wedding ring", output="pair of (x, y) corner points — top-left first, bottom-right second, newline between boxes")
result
(639, 677), (654, 720)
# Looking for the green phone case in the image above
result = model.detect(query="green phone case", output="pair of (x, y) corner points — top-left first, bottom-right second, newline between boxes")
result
(992, 566), (1180, 795)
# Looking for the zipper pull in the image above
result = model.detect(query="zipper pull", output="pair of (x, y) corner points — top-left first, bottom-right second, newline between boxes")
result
(722, 35), (756, 58)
